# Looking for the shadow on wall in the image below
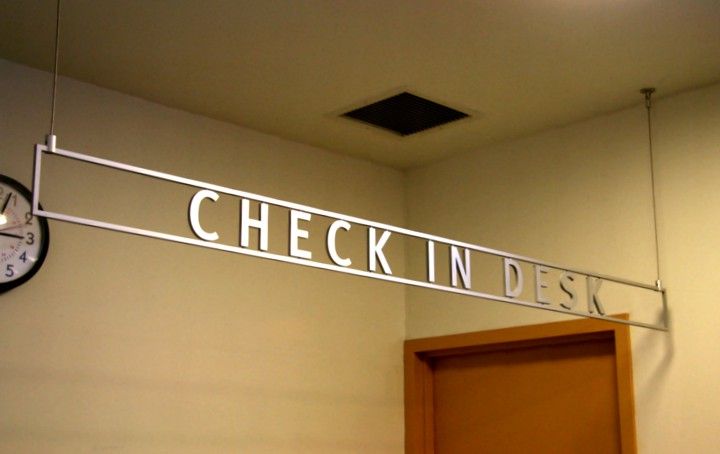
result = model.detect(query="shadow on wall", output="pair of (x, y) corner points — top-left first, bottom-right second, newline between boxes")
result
(633, 305), (674, 414)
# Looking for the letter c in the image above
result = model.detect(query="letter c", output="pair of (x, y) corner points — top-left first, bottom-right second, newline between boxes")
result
(189, 189), (220, 241)
(327, 220), (352, 267)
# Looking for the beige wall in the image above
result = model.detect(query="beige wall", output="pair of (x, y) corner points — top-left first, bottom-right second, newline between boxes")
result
(405, 82), (720, 453)
(2, 55), (719, 453)
(0, 59), (406, 453)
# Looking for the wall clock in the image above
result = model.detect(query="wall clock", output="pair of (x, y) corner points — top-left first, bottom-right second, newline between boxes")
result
(0, 174), (50, 294)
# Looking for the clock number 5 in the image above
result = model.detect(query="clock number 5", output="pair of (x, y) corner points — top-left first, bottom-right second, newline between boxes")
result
(5, 264), (14, 278)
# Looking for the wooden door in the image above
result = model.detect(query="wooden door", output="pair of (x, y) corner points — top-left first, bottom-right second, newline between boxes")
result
(404, 317), (637, 453)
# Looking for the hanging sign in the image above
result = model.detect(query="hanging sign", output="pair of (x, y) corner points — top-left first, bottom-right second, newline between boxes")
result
(31, 143), (668, 331)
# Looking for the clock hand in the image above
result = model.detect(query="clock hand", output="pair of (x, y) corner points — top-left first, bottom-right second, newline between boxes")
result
(0, 223), (22, 232)
(0, 232), (23, 239)
(0, 193), (11, 215)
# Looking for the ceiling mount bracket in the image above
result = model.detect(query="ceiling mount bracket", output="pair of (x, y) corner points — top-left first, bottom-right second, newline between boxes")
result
(640, 87), (655, 109)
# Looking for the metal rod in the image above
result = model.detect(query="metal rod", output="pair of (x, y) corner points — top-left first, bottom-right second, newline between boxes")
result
(48, 0), (61, 151)
(32, 205), (668, 331)
(641, 87), (662, 290)
(35, 144), (664, 293)
(50, 0), (61, 134)
(31, 144), (44, 214)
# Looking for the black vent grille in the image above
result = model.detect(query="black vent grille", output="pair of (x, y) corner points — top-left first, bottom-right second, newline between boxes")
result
(341, 92), (469, 136)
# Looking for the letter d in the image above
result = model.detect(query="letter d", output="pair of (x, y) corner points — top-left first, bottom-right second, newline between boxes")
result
(504, 258), (523, 298)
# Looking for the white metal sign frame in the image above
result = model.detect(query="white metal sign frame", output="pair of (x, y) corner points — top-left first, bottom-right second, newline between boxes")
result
(32, 143), (668, 331)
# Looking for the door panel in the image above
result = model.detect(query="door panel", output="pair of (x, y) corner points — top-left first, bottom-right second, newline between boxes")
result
(432, 337), (620, 453)
(404, 317), (637, 453)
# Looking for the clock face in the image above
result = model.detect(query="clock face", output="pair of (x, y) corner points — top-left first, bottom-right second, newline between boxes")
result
(0, 175), (49, 293)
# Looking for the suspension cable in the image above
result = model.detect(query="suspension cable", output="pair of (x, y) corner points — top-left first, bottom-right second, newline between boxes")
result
(641, 87), (662, 290)
(47, 0), (62, 152)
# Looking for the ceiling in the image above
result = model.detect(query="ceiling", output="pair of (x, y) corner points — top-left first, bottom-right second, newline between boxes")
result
(2, 1), (719, 169)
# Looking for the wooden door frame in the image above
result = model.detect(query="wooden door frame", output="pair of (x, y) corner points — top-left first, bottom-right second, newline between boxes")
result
(404, 315), (637, 453)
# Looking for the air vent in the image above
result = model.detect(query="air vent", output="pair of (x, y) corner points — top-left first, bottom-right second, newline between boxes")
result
(341, 92), (469, 136)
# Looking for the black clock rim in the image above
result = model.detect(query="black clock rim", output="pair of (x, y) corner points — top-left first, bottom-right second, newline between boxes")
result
(0, 174), (50, 295)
